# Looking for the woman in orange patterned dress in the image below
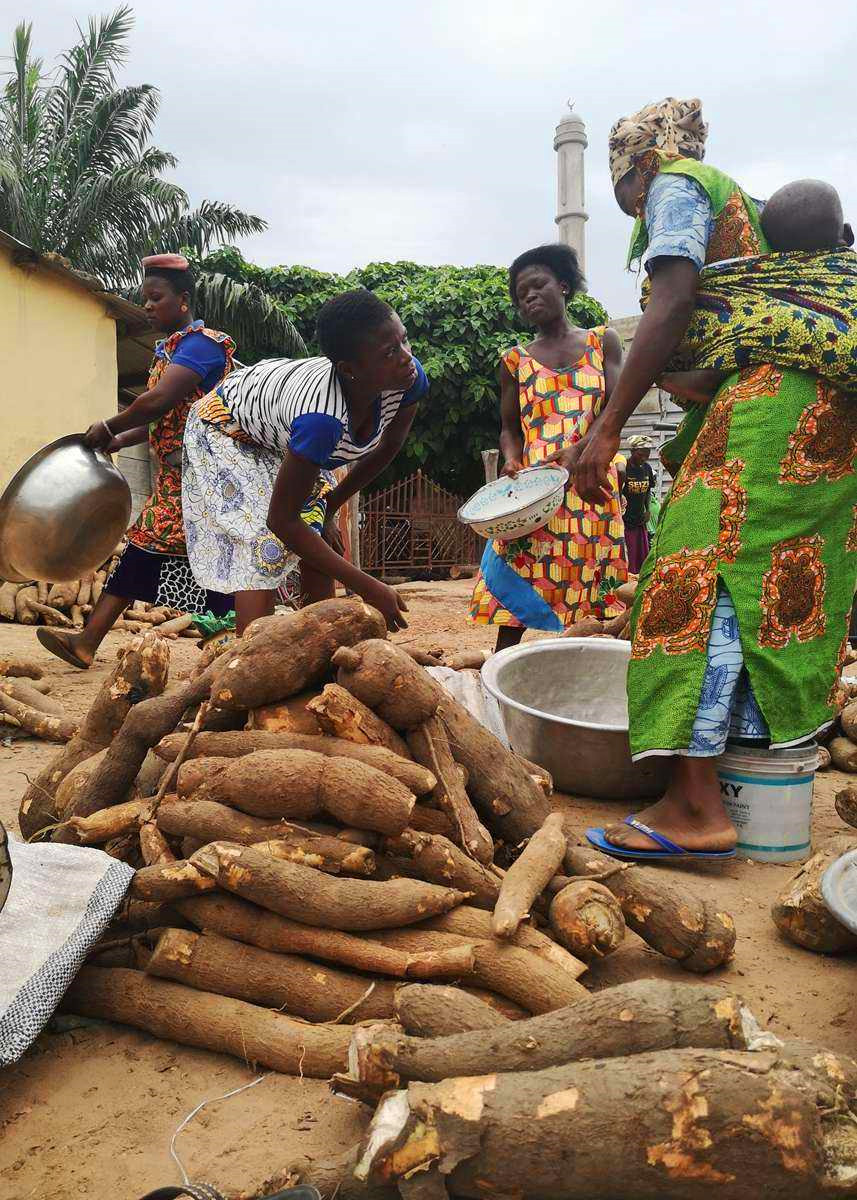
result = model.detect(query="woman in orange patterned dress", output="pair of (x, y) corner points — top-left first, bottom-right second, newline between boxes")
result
(469, 244), (627, 651)
(38, 254), (235, 669)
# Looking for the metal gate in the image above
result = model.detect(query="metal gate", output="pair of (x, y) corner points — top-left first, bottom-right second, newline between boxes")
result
(360, 470), (480, 578)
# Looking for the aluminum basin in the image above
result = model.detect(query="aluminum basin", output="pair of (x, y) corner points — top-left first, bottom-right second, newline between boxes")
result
(481, 638), (670, 801)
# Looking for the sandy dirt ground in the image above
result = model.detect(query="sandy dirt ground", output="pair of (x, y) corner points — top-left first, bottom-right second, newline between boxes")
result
(1, 580), (856, 1199)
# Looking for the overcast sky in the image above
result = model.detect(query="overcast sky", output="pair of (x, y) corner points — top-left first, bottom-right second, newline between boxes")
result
(16, 0), (857, 317)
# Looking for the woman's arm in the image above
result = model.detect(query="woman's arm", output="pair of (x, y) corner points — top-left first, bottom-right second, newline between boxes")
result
(574, 258), (699, 502)
(83, 363), (205, 449)
(499, 361), (525, 476)
(105, 426), (151, 453)
(658, 368), (726, 405)
(267, 449), (408, 631)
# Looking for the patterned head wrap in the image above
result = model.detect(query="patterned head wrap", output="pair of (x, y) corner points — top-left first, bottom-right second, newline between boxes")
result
(142, 253), (190, 271)
(608, 98), (708, 187)
(629, 435), (653, 449)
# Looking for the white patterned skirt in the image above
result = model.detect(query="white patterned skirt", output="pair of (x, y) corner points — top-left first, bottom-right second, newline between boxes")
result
(182, 405), (333, 593)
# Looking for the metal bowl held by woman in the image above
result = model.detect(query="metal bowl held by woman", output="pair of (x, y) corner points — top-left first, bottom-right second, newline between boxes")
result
(0, 435), (131, 583)
(458, 465), (568, 542)
(482, 638), (670, 801)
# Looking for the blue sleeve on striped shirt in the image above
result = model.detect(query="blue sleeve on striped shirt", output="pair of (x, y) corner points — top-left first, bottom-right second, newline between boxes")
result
(401, 358), (429, 406)
(288, 412), (344, 466)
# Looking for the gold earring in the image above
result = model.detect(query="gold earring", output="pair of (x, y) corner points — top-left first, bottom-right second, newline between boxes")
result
(181, 304), (188, 312)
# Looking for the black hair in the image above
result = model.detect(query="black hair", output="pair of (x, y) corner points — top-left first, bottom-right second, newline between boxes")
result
(143, 265), (195, 303)
(509, 243), (585, 302)
(761, 179), (844, 252)
(316, 289), (394, 362)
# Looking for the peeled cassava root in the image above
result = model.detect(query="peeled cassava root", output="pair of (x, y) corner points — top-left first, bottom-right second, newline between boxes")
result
(191, 841), (469, 931)
(177, 893), (476, 981)
(19, 633), (170, 840)
(155, 730), (436, 796)
(184, 748), (416, 835)
(406, 716), (493, 864)
(564, 843), (736, 972)
(62, 967), (351, 1077)
(549, 879), (626, 961)
(334, 640), (550, 843)
(356, 1041), (857, 1199)
(492, 812), (567, 939)
(350, 979), (769, 1085)
(146, 928), (397, 1022)
(771, 834), (857, 954)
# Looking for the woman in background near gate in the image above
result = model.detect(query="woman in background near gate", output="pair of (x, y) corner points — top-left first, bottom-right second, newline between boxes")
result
(38, 254), (235, 670)
(622, 435), (656, 573)
(469, 244), (628, 651)
(181, 288), (425, 634)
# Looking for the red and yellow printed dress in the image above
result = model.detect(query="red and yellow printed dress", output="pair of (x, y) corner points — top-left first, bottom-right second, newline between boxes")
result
(469, 330), (628, 633)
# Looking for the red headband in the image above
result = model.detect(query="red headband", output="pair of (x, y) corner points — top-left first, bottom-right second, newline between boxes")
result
(142, 253), (189, 271)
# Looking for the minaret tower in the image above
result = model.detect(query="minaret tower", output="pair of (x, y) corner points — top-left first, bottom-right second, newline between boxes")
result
(554, 102), (587, 269)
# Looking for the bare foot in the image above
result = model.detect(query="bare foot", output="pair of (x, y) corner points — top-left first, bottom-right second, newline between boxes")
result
(604, 757), (737, 853)
(37, 628), (94, 670)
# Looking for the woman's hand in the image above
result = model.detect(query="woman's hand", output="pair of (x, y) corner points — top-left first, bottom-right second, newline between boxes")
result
(83, 421), (113, 451)
(574, 425), (620, 504)
(501, 457), (525, 479)
(359, 576), (409, 631)
(544, 436), (586, 475)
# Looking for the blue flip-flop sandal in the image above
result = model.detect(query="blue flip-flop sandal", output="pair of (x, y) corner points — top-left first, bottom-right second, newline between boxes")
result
(586, 815), (737, 861)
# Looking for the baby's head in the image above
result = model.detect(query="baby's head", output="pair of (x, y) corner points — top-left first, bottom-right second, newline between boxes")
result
(761, 179), (852, 251)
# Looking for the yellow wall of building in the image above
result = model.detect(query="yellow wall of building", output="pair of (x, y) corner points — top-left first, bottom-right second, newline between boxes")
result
(0, 243), (118, 490)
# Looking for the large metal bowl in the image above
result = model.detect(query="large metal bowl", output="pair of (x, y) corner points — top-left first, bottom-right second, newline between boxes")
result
(481, 638), (670, 800)
(0, 435), (131, 583)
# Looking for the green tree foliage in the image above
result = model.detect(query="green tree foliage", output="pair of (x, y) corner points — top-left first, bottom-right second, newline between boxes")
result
(201, 248), (609, 495)
(0, 9), (302, 357)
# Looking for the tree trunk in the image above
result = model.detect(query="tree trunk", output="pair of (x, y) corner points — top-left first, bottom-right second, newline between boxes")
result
(771, 834), (857, 953)
(155, 730), (436, 796)
(382, 829), (500, 909)
(365, 928), (588, 1012)
(191, 842), (468, 930)
(420, 904), (587, 980)
(406, 717), (493, 864)
(157, 799), (376, 875)
(549, 879), (626, 961)
(357, 1043), (857, 1200)
(177, 892), (476, 980)
(354, 979), (767, 1083)
(394, 983), (511, 1036)
(564, 844), (736, 972)
(307, 683), (412, 759)
(147, 928), (397, 1022)
(62, 967), (351, 1077)
(190, 749), (415, 835)
(18, 633), (170, 839)
(492, 812), (567, 938)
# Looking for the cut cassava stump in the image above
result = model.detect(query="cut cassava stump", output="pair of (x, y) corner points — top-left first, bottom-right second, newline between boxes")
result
(365, 928), (587, 1013)
(19, 632), (171, 840)
(188, 748), (415, 834)
(335, 640), (550, 843)
(771, 834), (857, 954)
(62, 967), (351, 1077)
(191, 842), (468, 930)
(835, 785), (857, 830)
(565, 843), (736, 972)
(210, 597), (387, 713)
(177, 893), (476, 980)
(549, 880), (626, 961)
(492, 812), (567, 939)
(154, 730), (436, 796)
(157, 799), (376, 874)
(147, 928), (397, 1022)
(406, 717), (493, 864)
(247, 692), (323, 735)
(307, 684), (412, 759)
(356, 1041), (857, 1199)
(394, 984), (511, 1036)
(421, 905), (587, 979)
(382, 829), (500, 909)
(355, 979), (764, 1084)
(333, 640), (441, 729)
(829, 737), (857, 773)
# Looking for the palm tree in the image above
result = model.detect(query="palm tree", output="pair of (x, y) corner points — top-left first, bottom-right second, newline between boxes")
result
(0, 8), (304, 356)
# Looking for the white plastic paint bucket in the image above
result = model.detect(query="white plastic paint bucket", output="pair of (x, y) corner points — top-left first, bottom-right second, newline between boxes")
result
(716, 743), (816, 863)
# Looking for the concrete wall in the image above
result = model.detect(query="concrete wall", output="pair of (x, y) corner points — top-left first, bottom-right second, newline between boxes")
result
(0, 242), (118, 490)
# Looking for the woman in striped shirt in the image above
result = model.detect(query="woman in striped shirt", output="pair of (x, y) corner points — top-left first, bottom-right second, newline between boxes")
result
(182, 289), (426, 632)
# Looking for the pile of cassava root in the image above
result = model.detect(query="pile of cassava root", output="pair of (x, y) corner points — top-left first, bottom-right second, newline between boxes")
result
(0, 540), (204, 638)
